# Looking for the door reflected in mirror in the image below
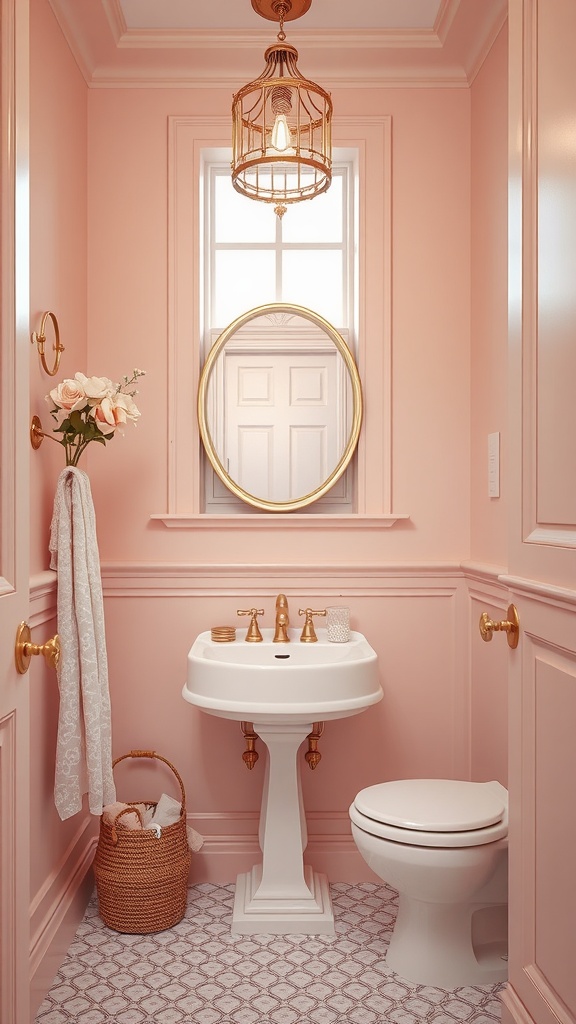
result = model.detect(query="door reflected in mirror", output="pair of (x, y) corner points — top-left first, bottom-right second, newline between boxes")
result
(198, 304), (363, 512)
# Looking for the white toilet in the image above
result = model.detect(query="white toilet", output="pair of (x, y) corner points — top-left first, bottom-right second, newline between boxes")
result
(349, 778), (508, 988)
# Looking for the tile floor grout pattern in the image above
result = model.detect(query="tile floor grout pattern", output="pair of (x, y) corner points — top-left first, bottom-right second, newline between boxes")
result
(36, 882), (504, 1024)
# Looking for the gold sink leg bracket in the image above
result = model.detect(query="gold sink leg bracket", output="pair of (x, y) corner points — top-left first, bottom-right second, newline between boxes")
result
(479, 603), (520, 649)
(305, 722), (324, 770)
(15, 621), (60, 674)
(241, 722), (259, 770)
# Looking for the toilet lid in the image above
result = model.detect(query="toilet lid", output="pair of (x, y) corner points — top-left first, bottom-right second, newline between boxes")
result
(353, 780), (506, 832)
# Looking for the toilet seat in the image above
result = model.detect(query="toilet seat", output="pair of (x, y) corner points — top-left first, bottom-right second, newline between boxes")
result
(350, 779), (508, 848)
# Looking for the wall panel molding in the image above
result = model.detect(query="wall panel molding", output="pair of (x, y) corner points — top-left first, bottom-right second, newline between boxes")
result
(99, 561), (466, 598)
(29, 571), (57, 625)
(0, 713), (17, 1024)
(500, 574), (576, 611)
(29, 825), (97, 1016)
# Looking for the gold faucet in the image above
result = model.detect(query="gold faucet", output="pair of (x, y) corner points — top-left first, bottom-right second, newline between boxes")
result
(298, 608), (326, 643)
(237, 608), (264, 642)
(273, 594), (290, 642)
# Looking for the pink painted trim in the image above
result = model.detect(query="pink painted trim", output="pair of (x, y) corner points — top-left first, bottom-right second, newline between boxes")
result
(151, 514), (410, 530)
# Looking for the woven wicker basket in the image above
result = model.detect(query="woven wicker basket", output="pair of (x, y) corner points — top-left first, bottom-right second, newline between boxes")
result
(93, 750), (191, 933)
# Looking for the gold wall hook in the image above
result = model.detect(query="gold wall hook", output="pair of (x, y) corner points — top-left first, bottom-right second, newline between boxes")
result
(30, 415), (63, 452)
(479, 603), (520, 649)
(31, 310), (64, 376)
(15, 621), (60, 674)
(30, 415), (46, 450)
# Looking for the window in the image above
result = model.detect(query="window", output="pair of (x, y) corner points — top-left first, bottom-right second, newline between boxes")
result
(204, 158), (354, 333)
(201, 152), (358, 513)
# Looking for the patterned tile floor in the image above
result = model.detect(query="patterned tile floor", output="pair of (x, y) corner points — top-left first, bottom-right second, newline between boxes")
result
(35, 882), (504, 1024)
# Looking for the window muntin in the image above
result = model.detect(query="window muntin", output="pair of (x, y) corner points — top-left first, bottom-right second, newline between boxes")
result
(202, 153), (357, 513)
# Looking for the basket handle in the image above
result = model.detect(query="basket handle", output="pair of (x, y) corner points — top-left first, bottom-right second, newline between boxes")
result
(112, 750), (187, 811)
(111, 804), (144, 844)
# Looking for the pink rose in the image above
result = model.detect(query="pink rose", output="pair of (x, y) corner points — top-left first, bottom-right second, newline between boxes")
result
(93, 397), (119, 435)
(48, 379), (87, 412)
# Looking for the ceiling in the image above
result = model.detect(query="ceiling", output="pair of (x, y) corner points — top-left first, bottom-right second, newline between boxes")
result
(48, 0), (507, 88)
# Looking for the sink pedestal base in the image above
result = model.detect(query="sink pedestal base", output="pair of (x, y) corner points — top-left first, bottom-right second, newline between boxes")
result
(230, 722), (335, 935)
(232, 864), (333, 934)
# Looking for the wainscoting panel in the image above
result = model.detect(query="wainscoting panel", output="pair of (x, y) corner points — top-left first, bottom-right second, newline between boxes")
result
(99, 561), (472, 884)
(28, 573), (97, 1020)
(0, 712), (18, 1024)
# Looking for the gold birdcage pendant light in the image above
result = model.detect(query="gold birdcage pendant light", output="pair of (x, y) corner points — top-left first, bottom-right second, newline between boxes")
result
(232, 0), (333, 218)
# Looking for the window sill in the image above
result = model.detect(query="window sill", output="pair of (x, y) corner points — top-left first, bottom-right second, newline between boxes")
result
(150, 513), (410, 530)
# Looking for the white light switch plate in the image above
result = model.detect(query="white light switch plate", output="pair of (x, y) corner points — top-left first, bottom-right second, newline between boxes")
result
(488, 432), (500, 498)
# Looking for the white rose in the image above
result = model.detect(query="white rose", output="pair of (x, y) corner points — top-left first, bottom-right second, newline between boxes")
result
(114, 391), (141, 426)
(75, 373), (115, 401)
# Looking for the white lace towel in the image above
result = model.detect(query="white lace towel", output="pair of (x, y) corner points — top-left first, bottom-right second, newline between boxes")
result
(49, 467), (116, 820)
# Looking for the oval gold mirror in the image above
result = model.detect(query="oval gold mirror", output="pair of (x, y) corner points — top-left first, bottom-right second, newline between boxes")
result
(198, 303), (363, 512)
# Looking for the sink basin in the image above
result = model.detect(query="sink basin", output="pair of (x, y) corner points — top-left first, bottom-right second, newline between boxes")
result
(184, 627), (382, 724)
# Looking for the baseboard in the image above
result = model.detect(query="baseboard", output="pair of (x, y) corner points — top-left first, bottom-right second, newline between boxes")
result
(188, 811), (381, 884)
(29, 820), (98, 1021)
(500, 984), (535, 1024)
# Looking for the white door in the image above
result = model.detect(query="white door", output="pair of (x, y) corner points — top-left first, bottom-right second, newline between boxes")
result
(504, 5), (576, 1024)
(0, 0), (31, 1020)
(224, 350), (342, 502)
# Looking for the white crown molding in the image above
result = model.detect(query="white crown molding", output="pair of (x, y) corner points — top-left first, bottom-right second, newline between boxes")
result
(101, 0), (455, 53)
(110, 29), (447, 51)
(86, 70), (472, 91)
(462, 3), (508, 83)
(48, 0), (507, 89)
(435, 0), (460, 45)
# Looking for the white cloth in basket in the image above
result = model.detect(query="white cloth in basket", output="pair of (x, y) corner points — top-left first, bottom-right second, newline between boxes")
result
(144, 793), (205, 851)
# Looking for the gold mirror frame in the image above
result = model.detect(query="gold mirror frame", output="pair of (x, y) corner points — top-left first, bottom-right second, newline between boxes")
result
(198, 303), (363, 513)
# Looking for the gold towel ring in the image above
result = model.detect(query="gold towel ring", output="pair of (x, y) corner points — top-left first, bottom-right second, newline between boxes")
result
(31, 311), (64, 376)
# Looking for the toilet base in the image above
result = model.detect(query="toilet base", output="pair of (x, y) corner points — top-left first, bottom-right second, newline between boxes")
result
(387, 895), (508, 988)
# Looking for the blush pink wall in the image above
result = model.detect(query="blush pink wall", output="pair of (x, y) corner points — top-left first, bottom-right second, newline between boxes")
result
(470, 22), (509, 568)
(469, 23), (509, 784)
(29, 1), (94, 1012)
(29, 0), (88, 575)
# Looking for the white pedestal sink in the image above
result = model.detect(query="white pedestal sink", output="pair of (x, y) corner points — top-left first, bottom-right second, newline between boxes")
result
(183, 627), (382, 934)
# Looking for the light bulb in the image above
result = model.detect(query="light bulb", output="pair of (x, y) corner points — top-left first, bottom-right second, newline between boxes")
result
(271, 114), (291, 152)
